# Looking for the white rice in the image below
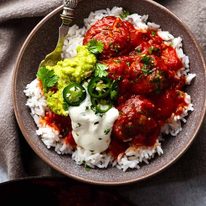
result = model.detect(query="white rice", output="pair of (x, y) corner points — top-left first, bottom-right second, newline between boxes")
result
(72, 146), (113, 169)
(24, 7), (195, 171)
(24, 79), (73, 154)
(116, 140), (163, 171)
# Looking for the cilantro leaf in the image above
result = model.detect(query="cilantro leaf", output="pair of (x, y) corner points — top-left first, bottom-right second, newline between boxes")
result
(120, 10), (130, 19)
(37, 67), (58, 91)
(87, 40), (104, 54)
(94, 63), (108, 78)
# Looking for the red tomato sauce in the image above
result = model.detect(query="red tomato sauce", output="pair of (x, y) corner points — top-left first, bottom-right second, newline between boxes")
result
(43, 111), (76, 148)
(84, 16), (188, 158)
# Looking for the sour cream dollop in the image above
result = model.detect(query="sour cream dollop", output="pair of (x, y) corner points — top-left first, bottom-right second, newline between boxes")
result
(68, 94), (119, 153)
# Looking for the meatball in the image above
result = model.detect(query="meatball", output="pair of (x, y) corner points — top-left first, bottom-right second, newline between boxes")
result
(112, 95), (160, 146)
(104, 55), (169, 95)
(83, 16), (134, 59)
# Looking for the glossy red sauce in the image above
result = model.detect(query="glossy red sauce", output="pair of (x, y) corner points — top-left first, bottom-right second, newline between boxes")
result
(43, 111), (76, 148)
(84, 16), (188, 158)
(107, 139), (128, 158)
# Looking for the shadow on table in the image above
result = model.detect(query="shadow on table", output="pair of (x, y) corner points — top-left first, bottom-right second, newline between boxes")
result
(0, 177), (134, 206)
(116, 118), (206, 206)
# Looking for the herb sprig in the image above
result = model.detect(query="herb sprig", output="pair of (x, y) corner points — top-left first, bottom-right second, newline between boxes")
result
(87, 40), (104, 55)
(37, 67), (58, 91)
(94, 63), (108, 78)
(120, 10), (130, 19)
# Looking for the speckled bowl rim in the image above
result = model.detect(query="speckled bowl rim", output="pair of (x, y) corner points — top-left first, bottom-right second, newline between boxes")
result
(13, 0), (206, 185)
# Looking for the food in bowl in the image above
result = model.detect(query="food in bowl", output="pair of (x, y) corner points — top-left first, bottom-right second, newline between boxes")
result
(24, 7), (196, 171)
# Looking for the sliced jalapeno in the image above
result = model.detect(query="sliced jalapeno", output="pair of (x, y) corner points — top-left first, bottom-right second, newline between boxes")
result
(88, 77), (112, 99)
(63, 83), (86, 106)
(91, 98), (112, 113)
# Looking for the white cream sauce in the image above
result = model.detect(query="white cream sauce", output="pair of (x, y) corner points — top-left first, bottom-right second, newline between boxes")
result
(68, 94), (119, 153)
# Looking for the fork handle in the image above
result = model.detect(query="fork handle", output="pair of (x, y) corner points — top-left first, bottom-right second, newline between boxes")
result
(61, 0), (79, 25)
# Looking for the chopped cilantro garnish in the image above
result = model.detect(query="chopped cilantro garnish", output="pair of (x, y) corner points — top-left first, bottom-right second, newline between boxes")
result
(110, 90), (118, 100)
(83, 161), (91, 171)
(37, 67), (58, 91)
(104, 128), (110, 135)
(141, 55), (154, 65)
(141, 65), (153, 75)
(120, 10), (130, 19)
(152, 71), (162, 83)
(85, 165), (91, 171)
(94, 63), (108, 78)
(87, 39), (104, 55)
(114, 46), (119, 53)
(148, 47), (153, 55)
(126, 62), (131, 66)
(117, 77), (122, 81)
(110, 43), (120, 53)
(135, 46), (142, 53)
(77, 123), (81, 127)
(151, 31), (156, 36)
(114, 59), (122, 63)
(151, 71), (163, 94)
(99, 113), (103, 118)
(148, 46), (160, 55)
(109, 42), (113, 46)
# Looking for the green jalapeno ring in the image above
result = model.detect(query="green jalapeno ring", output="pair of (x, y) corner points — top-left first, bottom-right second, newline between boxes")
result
(63, 83), (86, 106)
(91, 97), (112, 113)
(88, 77), (112, 99)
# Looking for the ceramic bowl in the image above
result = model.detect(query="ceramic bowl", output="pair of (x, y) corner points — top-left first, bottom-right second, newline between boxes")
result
(13, 0), (206, 185)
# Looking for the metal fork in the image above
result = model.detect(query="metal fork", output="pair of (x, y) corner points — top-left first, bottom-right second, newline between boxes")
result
(39, 0), (79, 67)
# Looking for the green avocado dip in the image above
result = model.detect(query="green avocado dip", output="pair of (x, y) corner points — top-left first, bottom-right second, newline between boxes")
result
(37, 45), (97, 116)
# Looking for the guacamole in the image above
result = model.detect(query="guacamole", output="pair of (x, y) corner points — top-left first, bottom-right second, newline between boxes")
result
(44, 46), (96, 116)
